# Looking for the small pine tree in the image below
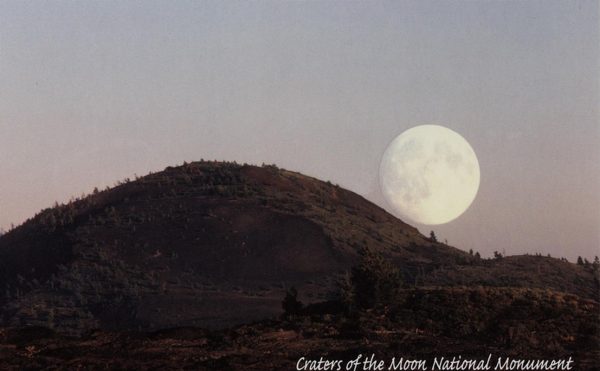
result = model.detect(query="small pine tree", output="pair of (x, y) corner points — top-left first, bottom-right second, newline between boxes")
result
(577, 256), (584, 265)
(429, 231), (437, 242)
(474, 251), (481, 259)
(282, 287), (303, 316)
(469, 249), (473, 256)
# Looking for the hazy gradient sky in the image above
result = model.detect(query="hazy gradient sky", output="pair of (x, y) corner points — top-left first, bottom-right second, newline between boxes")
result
(1, 1), (598, 260)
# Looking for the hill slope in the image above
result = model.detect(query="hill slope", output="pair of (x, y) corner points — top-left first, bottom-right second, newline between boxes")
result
(0, 161), (597, 335)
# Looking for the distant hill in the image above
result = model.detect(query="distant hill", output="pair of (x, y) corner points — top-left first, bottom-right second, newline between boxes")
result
(0, 161), (597, 335)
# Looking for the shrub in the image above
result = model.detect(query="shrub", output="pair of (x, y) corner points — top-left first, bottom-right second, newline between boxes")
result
(347, 247), (403, 310)
(282, 287), (303, 316)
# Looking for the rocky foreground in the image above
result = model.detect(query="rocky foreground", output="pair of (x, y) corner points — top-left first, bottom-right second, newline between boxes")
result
(1, 287), (598, 370)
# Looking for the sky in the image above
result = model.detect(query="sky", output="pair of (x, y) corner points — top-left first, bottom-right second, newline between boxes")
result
(1, 0), (598, 260)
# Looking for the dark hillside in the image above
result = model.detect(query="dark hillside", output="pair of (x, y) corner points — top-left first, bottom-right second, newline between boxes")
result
(0, 161), (459, 334)
(0, 161), (597, 335)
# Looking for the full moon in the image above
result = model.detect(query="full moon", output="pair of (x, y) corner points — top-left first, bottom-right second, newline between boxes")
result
(379, 125), (480, 225)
